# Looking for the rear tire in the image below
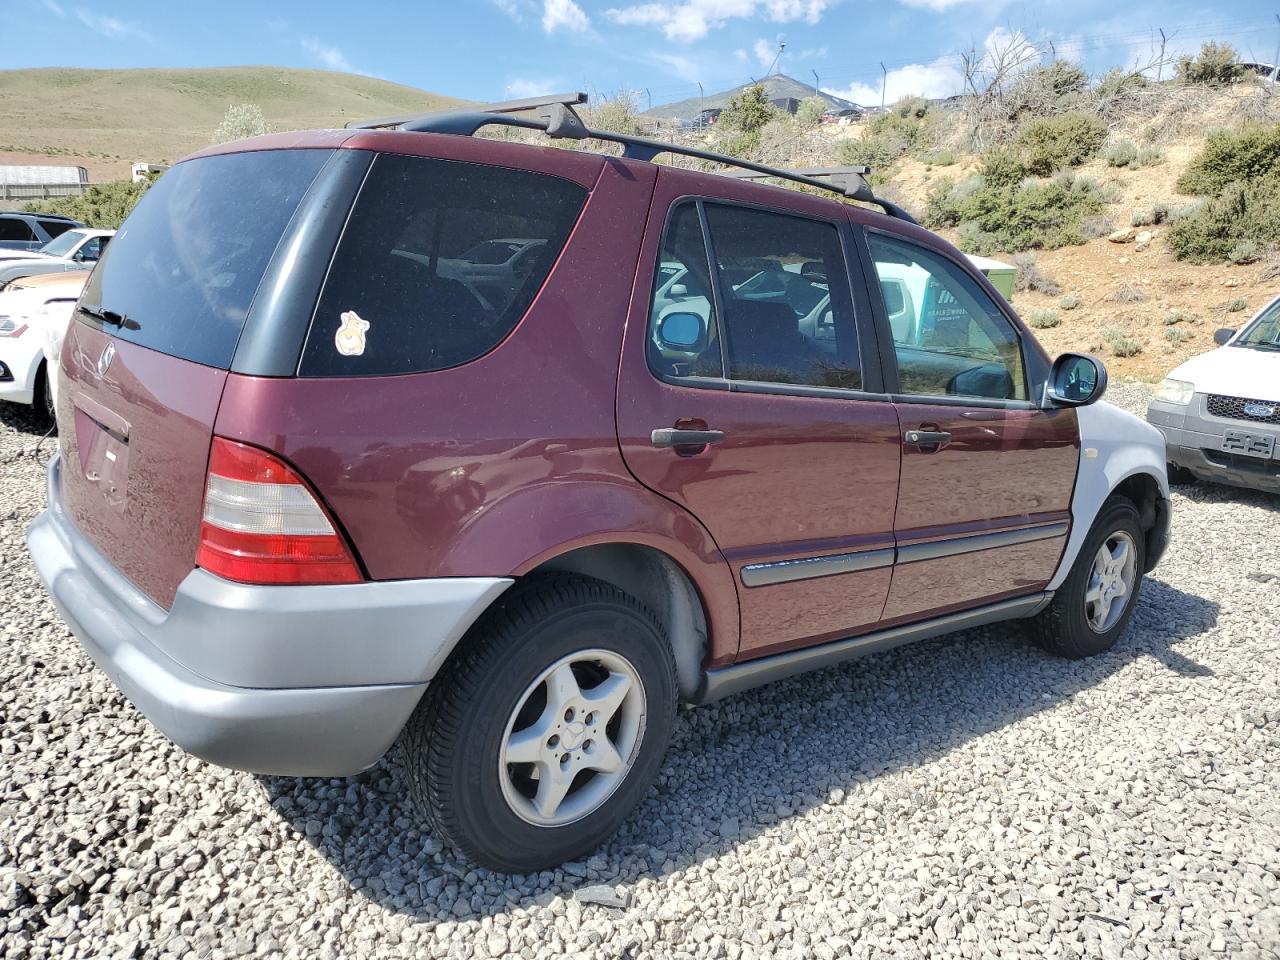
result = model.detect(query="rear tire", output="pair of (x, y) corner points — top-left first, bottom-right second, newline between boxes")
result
(400, 574), (677, 874)
(1031, 497), (1146, 659)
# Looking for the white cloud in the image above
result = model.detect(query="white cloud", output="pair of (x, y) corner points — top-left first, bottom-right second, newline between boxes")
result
(894, 0), (984, 9)
(491, 0), (524, 19)
(40, 0), (65, 18)
(74, 8), (153, 41)
(301, 37), (381, 78)
(605, 0), (831, 43)
(649, 51), (703, 82)
(506, 76), (565, 98)
(824, 57), (965, 106)
(752, 38), (776, 69)
(543, 0), (591, 33)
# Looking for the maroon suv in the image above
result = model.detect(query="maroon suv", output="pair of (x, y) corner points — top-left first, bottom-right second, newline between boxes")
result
(27, 95), (1170, 873)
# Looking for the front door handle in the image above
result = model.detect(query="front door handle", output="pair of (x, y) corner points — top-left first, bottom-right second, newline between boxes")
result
(651, 427), (725, 448)
(904, 429), (952, 447)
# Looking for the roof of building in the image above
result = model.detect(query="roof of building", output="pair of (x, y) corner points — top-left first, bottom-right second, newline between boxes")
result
(0, 165), (89, 185)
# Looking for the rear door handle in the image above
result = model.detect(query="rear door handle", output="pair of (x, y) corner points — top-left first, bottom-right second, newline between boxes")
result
(904, 429), (952, 447)
(651, 428), (725, 448)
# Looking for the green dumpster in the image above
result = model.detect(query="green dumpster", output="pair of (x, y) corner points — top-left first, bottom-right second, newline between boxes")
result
(966, 254), (1017, 300)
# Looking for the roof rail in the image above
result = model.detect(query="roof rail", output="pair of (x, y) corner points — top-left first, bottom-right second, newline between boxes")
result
(347, 93), (915, 223)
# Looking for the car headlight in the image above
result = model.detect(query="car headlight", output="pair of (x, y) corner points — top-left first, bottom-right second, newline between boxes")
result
(1155, 378), (1195, 405)
(0, 316), (26, 338)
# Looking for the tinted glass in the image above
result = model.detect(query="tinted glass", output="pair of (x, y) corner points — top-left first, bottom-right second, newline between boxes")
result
(300, 154), (587, 377)
(38, 219), (76, 239)
(705, 204), (860, 389)
(647, 203), (723, 379)
(78, 149), (331, 368)
(0, 219), (35, 241)
(868, 233), (1027, 401)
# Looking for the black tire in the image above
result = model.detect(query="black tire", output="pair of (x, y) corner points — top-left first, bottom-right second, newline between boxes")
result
(400, 574), (677, 873)
(34, 363), (56, 430)
(1031, 496), (1146, 659)
(1166, 461), (1195, 485)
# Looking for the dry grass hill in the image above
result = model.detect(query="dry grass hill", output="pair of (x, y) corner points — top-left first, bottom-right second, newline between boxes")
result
(0, 67), (463, 180)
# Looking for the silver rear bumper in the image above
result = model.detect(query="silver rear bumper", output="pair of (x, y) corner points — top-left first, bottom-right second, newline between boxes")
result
(26, 454), (510, 776)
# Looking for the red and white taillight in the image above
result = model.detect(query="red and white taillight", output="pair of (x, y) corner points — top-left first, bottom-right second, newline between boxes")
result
(196, 437), (362, 586)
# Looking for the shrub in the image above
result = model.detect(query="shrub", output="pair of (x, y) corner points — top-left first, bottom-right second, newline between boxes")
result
(1167, 178), (1280, 264)
(1013, 112), (1108, 176)
(1177, 126), (1280, 196)
(1136, 146), (1164, 167)
(1104, 328), (1143, 356)
(1104, 140), (1139, 168)
(29, 180), (150, 229)
(1012, 252), (1061, 295)
(1227, 297), (1249, 313)
(1079, 215), (1115, 239)
(1228, 239), (1260, 264)
(795, 96), (827, 127)
(917, 148), (956, 166)
(1130, 203), (1169, 227)
(1003, 62), (1089, 123)
(842, 97), (937, 171)
(1059, 293), (1080, 310)
(584, 93), (646, 136)
(1109, 283), (1147, 304)
(721, 85), (774, 133)
(1165, 309), (1197, 325)
(1177, 41), (1246, 87)
(1165, 327), (1192, 347)
(211, 102), (270, 143)
(1028, 309), (1061, 329)
(925, 165), (1105, 253)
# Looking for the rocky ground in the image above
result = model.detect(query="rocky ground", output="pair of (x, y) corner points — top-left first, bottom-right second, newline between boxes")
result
(1, 384), (1278, 959)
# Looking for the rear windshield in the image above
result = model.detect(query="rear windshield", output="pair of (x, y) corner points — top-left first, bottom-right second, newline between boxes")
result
(298, 154), (587, 377)
(78, 149), (331, 368)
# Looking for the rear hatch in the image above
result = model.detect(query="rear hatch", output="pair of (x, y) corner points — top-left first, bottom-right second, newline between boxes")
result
(57, 148), (334, 609)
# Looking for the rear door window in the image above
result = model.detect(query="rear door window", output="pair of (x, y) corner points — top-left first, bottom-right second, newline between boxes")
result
(38, 219), (76, 239)
(0, 218), (35, 241)
(78, 149), (332, 368)
(299, 154), (588, 377)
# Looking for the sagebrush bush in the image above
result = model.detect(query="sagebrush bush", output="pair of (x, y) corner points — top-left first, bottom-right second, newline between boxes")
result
(1105, 140), (1139, 168)
(1012, 253), (1061, 295)
(1059, 293), (1080, 310)
(917, 148), (956, 166)
(1165, 309), (1196, 326)
(1131, 203), (1169, 227)
(1177, 41), (1246, 87)
(1109, 283), (1147, 304)
(1167, 178), (1280, 263)
(1136, 146), (1164, 167)
(1104, 328), (1143, 356)
(1165, 327), (1192, 347)
(1177, 125), (1280, 196)
(1229, 239), (1260, 264)
(1028, 309), (1061, 329)
(842, 98), (937, 171)
(1227, 297), (1249, 312)
(1013, 112), (1108, 176)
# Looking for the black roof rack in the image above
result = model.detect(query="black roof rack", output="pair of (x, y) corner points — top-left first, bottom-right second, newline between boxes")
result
(347, 93), (915, 223)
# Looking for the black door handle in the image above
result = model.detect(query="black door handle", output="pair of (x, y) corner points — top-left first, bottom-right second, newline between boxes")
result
(904, 429), (952, 447)
(651, 428), (725, 448)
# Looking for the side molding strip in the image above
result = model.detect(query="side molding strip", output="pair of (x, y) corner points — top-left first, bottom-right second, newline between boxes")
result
(693, 592), (1051, 704)
(741, 547), (894, 587)
(896, 521), (1068, 565)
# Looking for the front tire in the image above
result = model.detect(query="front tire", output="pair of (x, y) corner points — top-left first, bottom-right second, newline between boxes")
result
(34, 363), (56, 430)
(400, 575), (677, 873)
(1031, 497), (1146, 659)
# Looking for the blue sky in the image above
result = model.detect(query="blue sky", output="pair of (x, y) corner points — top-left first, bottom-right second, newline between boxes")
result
(11, 0), (1276, 108)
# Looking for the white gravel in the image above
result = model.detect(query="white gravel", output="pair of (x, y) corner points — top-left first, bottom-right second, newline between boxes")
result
(2, 384), (1279, 959)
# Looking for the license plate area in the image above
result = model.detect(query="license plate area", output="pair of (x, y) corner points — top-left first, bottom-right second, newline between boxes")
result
(1222, 429), (1275, 459)
(72, 396), (131, 509)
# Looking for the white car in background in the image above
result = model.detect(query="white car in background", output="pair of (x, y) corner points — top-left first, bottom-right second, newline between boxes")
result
(1147, 296), (1280, 494)
(0, 271), (89, 422)
(0, 229), (112, 288)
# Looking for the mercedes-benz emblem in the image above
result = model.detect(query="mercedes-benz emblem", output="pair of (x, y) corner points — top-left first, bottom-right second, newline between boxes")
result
(97, 342), (116, 378)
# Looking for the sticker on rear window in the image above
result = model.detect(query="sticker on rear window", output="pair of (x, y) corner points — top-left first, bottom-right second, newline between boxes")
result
(335, 310), (369, 357)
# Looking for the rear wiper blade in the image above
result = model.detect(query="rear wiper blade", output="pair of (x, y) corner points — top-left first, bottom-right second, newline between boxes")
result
(79, 303), (132, 328)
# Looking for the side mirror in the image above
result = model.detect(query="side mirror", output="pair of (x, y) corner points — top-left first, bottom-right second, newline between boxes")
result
(1047, 352), (1107, 406)
(1214, 327), (1235, 346)
(656, 312), (705, 352)
(668, 283), (688, 298)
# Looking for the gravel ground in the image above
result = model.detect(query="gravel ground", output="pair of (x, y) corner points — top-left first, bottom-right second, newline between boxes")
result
(2, 383), (1278, 960)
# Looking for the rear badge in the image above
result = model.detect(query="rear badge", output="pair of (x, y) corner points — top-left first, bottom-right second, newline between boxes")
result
(335, 310), (369, 357)
(97, 342), (116, 378)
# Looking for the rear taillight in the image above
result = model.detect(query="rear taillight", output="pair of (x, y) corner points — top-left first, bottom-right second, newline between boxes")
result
(196, 437), (362, 586)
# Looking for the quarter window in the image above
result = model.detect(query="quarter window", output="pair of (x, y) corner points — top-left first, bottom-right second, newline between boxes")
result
(868, 233), (1027, 401)
(301, 154), (587, 377)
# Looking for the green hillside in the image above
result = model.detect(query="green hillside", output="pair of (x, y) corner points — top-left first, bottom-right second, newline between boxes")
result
(0, 66), (465, 175)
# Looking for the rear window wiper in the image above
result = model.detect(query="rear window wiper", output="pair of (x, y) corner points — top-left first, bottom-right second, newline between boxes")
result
(79, 303), (136, 329)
